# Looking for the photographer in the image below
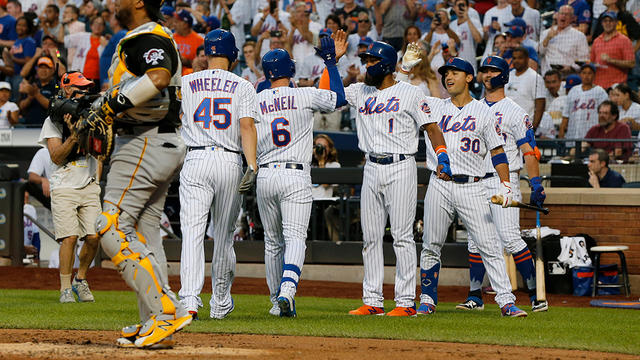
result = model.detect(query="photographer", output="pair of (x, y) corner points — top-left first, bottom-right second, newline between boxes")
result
(311, 134), (342, 243)
(424, 9), (460, 49)
(18, 55), (57, 126)
(37, 71), (100, 303)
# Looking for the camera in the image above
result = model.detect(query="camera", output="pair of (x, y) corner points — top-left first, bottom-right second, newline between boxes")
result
(270, 30), (282, 37)
(434, 13), (441, 23)
(314, 143), (325, 156)
(48, 92), (96, 126)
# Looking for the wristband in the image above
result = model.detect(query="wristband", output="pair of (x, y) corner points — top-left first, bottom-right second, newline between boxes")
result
(491, 152), (508, 167)
(435, 145), (447, 155)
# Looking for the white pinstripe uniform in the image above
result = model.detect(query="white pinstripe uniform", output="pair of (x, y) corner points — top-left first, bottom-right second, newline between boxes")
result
(256, 86), (338, 313)
(421, 98), (516, 308)
(178, 69), (257, 319)
(345, 81), (434, 308)
(562, 85), (608, 147)
(465, 98), (531, 285)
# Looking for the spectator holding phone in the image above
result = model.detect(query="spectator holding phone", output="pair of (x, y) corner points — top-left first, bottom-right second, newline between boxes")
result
(450, 0), (482, 71)
(423, 9), (460, 50)
(482, 0), (510, 59)
(251, 1), (292, 57)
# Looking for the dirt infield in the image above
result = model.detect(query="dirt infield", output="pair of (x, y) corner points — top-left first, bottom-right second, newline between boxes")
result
(0, 267), (635, 359)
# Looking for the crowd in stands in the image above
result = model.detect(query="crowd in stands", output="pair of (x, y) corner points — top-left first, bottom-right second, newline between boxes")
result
(0, 0), (639, 162)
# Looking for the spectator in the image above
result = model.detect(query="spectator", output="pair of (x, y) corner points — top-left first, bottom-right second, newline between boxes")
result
(610, 83), (640, 132)
(504, 0), (540, 41)
(503, 17), (537, 49)
(40, 5), (62, 43)
(311, 134), (342, 243)
(241, 41), (262, 85)
(585, 100), (633, 161)
(505, 47), (545, 128)
(423, 8), (459, 48)
(346, 11), (377, 58)
(99, 14), (126, 89)
(61, 5), (85, 38)
(592, 0), (640, 44)
(251, 4), (291, 57)
(555, 0), (591, 34)
(8, 16), (37, 100)
(160, 5), (176, 30)
(414, 0), (441, 34)
(288, 2), (321, 64)
(377, 0), (416, 51)
(18, 56), (57, 127)
(543, 69), (565, 112)
(0, 0), (17, 48)
(26, 146), (52, 210)
(503, 24), (538, 70)
(79, 0), (100, 30)
(560, 64), (609, 145)
(64, 16), (105, 88)
(590, 12), (634, 89)
(482, 0), (510, 59)
(335, 0), (367, 33)
(0, 81), (18, 128)
(256, 26), (292, 60)
(6, 0), (21, 19)
(407, 41), (439, 96)
(538, 5), (589, 76)
(37, 71), (101, 303)
(487, 31), (507, 57)
(588, 148), (626, 187)
(397, 25), (421, 65)
(21, 35), (68, 80)
(449, 0), (482, 71)
(173, 10), (204, 75)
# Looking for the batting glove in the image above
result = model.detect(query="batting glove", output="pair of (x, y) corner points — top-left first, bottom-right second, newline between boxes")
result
(315, 36), (337, 67)
(437, 152), (452, 178)
(238, 165), (258, 194)
(529, 176), (546, 207)
(401, 42), (422, 72)
(499, 181), (514, 208)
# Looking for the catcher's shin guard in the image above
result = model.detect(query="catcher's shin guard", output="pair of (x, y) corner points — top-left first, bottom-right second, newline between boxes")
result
(97, 204), (185, 318)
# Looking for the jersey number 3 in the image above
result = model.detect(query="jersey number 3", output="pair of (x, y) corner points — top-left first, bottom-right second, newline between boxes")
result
(194, 98), (232, 129)
(271, 117), (291, 147)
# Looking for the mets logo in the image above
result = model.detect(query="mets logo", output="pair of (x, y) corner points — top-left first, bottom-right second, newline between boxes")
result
(143, 48), (165, 65)
(447, 58), (454, 64)
(524, 114), (532, 129)
(495, 123), (502, 136)
(421, 102), (431, 114)
(487, 57), (492, 64)
(210, 45), (216, 53)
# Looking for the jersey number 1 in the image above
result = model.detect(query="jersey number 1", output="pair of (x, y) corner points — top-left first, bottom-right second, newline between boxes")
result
(194, 97), (232, 129)
(271, 117), (291, 147)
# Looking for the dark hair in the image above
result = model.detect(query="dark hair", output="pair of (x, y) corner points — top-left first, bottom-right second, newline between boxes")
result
(598, 100), (619, 120)
(17, 16), (36, 36)
(325, 14), (342, 28)
(402, 25), (422, 54)
(7, 0), (21, 9)
(591, 148), (610, 166)
(614, 83), (640, 104)
(65, 4), (80, 16)
(544, 69), (560, 80)
(512, 46), (529, 58)
(312, 134), (338, 164)
(46, 4), (60, 14)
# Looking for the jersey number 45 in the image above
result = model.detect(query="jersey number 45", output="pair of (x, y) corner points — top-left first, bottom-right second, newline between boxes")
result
(194, 97), (232, 130)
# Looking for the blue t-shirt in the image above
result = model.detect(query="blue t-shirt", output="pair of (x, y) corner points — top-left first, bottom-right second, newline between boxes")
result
(599, 169), (626, 188)
(556, 0), (592, 25)
(12, 36), (37, 73)
(414, 0), (442, 34)
(100, 29), (127, 86)
(0, 14), (17, 41)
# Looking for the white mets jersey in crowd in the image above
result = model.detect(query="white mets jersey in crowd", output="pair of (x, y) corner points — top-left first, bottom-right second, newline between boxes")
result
(483, 97), (531, 173)
(562, 84), (608, 141)
(345, 81), (435, 154)
(181, 69), (257, 149)
(424, 98), (505, 177)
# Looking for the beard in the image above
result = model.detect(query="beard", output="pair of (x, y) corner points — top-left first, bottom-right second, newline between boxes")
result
(115, 7), (133, 29)
(364, 72), (383, 87)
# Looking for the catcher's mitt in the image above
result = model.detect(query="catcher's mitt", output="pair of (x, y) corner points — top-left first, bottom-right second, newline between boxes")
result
(76, 110), (114, 158)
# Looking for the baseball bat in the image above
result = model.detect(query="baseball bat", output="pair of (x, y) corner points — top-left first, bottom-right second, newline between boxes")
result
(535, 212), (546, 302)
(504, 252), (518, 291)
(490, 195), (550, 215)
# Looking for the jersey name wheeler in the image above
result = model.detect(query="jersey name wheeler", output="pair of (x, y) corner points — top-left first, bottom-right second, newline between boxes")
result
(345, 81), (434, 155)
(180, 69), (257, 151)
(483, 97), (531, 173)
(256, 87), (337, 165)
(424, 98), (505, 177)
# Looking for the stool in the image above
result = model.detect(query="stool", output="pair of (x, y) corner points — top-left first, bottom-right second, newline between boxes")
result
(590, 245), (631, 297)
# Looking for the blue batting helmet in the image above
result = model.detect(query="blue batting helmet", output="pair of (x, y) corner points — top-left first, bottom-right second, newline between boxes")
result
(262, 49), (296, 80)
(358, 41), (397, 78)
(438, 57), (475, 87)
(479, 55), (509, 88)
(204, 29), (238, 63)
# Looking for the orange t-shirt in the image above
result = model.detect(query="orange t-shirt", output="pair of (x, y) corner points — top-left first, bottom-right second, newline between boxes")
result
(174, 30), (204, 74)
(83, 35), (101, 80)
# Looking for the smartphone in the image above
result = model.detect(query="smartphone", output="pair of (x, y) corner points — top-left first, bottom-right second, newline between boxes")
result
(490, 16), (498, 33)
(270, 30), (282, 37)
(269, 0), (277, 14)
(435, 13), (441, 23)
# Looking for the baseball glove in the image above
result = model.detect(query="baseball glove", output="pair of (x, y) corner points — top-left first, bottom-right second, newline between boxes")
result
(76, 109), (114, 158)
(238, 165), (257, 194)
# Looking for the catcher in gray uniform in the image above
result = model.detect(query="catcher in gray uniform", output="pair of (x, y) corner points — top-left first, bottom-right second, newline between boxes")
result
(75, 0), (191, 349)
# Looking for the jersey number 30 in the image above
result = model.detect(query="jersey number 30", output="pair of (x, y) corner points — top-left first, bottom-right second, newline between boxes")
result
(194, 98), (231, 129)
(460, 137), (480, 153)
(271, 117), (291, 147)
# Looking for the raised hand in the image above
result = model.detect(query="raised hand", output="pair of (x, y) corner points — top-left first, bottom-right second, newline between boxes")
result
(401, 42), (422, 72)
(331, 29), (348, 60)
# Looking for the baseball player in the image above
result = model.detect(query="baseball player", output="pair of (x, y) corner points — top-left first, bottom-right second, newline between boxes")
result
(178, 29), (258, 321)
(324, 31), (452, 317)
(256, 38), (345, 317)
(416, 57), (528, 317)
(454, 56), (548, 313)
(78, 0), (191, 348)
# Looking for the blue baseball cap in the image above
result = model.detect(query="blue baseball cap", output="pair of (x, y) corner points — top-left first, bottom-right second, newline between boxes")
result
(358, 36), (373, 47)
(205, 15), (220, 30)
(319, 28), (333, 37)
(176, 10), (194, 26)
(565, 74), (582, 89)
(581, 62), (597, 72)
(505, 25), (525, 38)
(160, 5), (175, 17)
(504, 17), (527, 30)
(602, 11), (618, 20)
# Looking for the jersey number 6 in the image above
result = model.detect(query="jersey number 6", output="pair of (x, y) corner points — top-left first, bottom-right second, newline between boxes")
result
(194, 97), (232, 130)
(271, 117), (291, 147)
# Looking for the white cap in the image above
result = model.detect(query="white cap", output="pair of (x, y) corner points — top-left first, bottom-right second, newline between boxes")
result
(0, 81), (11, 91)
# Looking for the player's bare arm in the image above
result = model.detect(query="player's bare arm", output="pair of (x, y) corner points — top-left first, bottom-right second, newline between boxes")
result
(239, 117), (258, 170)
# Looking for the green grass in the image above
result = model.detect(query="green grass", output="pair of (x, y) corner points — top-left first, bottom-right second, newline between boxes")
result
(1, 289), (639, 354)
